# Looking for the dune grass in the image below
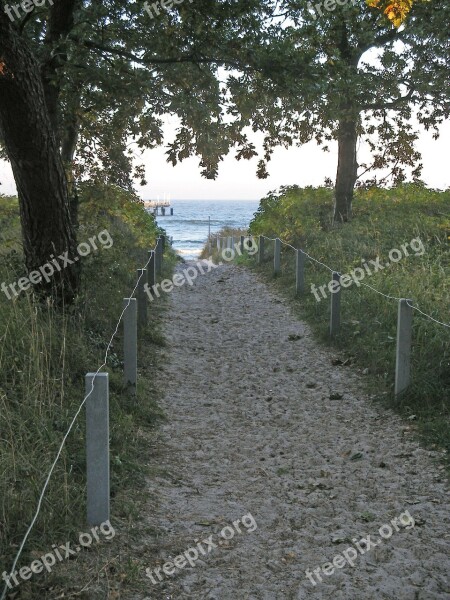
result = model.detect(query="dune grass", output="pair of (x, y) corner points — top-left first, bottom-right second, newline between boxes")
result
(199, 226), (249, 261)
(0, 183), (174, 593)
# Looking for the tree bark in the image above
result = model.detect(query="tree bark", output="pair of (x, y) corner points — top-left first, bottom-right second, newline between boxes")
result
(0, 15), (80, 302)
(41, 0), (80, 143)
(334, 116), (358, 223)
(61, 97), (82, 228)
(42, 0), (81, 228)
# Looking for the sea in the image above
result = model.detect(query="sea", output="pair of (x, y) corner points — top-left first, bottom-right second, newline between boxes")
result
(153, 199), (260, 260)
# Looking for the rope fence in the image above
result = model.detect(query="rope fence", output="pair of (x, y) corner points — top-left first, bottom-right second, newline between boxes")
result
(259, 235), (449, 329)
(213, 232), (448, 402)
(1, 234), (167, 600)
(3, 228), (447, 598)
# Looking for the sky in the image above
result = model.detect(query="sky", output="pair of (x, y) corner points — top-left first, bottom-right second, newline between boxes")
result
(1, 119), (449, 201)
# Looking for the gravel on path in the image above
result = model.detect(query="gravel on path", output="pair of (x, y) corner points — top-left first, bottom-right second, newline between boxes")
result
(138, 262), (449, 600)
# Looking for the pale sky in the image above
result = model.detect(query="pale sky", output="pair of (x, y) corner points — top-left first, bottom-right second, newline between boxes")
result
(1, 119), (449, 200)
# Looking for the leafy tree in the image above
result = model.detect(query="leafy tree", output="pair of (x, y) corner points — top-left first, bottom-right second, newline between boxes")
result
(0, 0), (265, 301)
(227, 0), (449, 222)
(1, 0), (447, 304)
(366, 0), (418, 28)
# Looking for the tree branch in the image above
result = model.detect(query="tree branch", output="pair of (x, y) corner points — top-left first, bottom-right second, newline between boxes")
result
(68, 36), (243, 69)
(357, 28), (403, 56)
(361, 87), (415, 111)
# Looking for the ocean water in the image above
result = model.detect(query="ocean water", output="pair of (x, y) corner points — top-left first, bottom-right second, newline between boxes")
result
(153, 199), (260, 260)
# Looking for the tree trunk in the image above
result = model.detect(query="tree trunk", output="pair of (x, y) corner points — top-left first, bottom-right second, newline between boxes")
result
(61, 99), (82, 228)
(0, 15), (80, 303)
(334, 116), (358, 223)
(41, 0), (79, 143)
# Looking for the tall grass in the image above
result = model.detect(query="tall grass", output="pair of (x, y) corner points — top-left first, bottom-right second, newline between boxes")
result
(199, 226), (249, 262)
(0, 184), (172, 590)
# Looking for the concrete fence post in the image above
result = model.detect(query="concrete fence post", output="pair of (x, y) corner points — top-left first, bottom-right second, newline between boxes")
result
(395, 299), (413, 396)
(240, 235), (245, 255)
(274, 238), (281, 275)
(208, 216), (211, 251)
(258, 235), (265, 265)
(137, 269), (147, 328)
(330, 271), (341, 337)
(216, 236), (220, 251)
(155, 238), (162, 275)
(86, 372), (110, 525)
(245, 236), (254, 254)
(296, 249), (305, 294)
(231, 236), (235, 252)
(160, 236), (165, 270)
(148, 250), (155, 290)
(123, 298), (137, 394)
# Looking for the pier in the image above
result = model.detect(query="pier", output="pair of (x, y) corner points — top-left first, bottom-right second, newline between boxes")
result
(143, 199), (173, 216)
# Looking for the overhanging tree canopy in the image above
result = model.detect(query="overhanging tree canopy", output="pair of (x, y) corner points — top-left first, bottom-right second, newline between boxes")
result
(0, 0), (448, 303)
(0, 0), (266, 301)
(226, 0), (449, 221)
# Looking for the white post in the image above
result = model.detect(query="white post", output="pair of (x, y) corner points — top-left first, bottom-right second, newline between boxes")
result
(208, 216), (211, 250)
(330, 271), (341, 337)
(156, 237), (162, 275)
(123, 298), (137, 394)
(148, 250), (155, 290)
(86, 373), (110, 525)
(258, 235), (265, 265)
(137, 269), (147, 328)
(244, 236), (254, 254)
(274, 238), (281, 275)
(296, 249), (305, 294)
(395, 299), (413, 396)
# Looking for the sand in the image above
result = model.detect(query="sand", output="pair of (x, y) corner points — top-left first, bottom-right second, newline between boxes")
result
(137, 262), (449, 600)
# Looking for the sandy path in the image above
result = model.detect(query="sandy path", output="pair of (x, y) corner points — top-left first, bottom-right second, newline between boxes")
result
(139, 262), (449, 600)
